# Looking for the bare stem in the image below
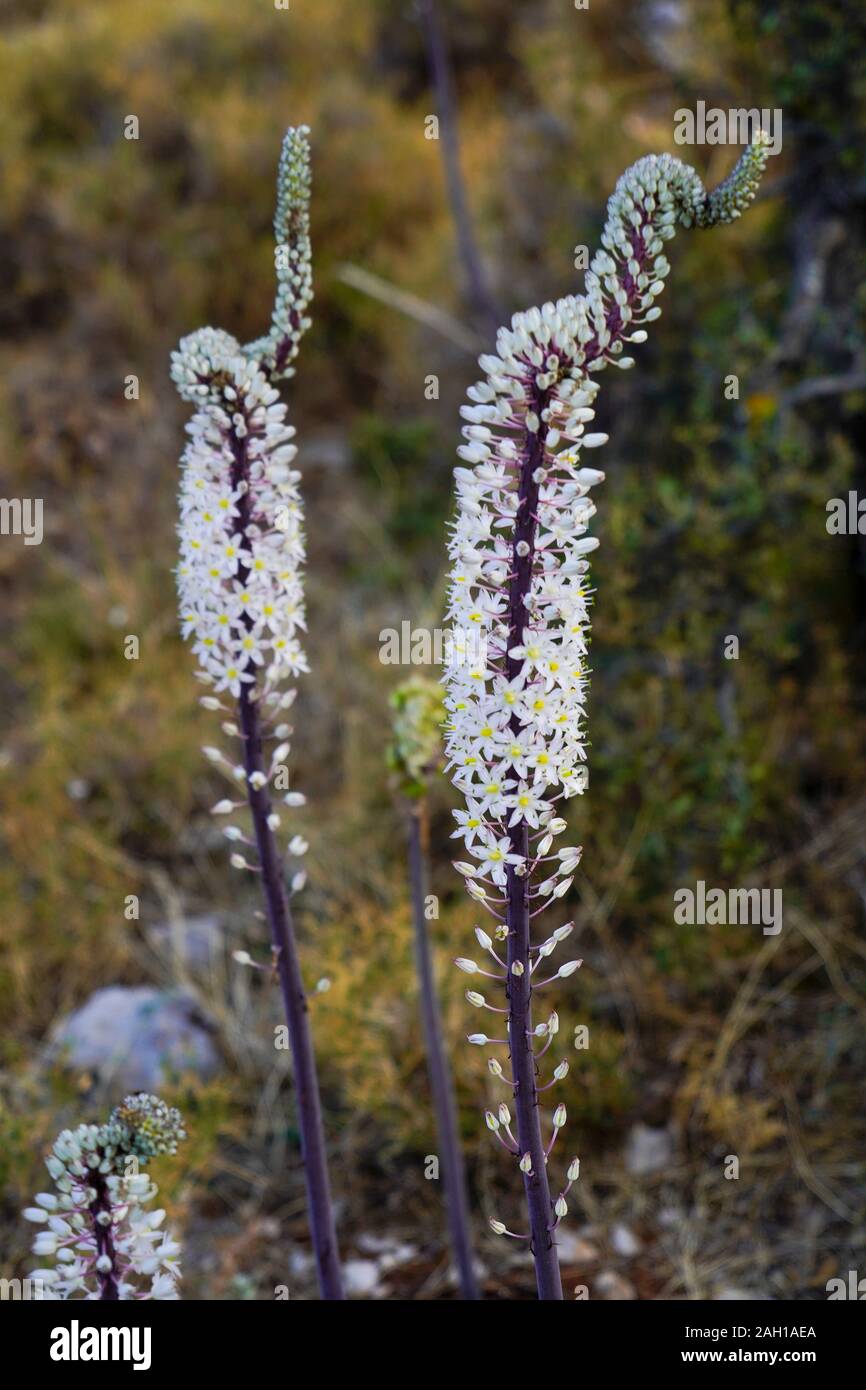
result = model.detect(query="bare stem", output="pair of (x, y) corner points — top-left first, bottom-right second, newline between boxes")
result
(419, 0), (501, 336)
(230, 425), (344, 1302)
(407, 803), (480, 1300)
(239, 684), (345, 1301)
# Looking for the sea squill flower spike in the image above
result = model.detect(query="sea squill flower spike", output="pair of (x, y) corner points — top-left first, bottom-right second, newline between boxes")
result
(442, 134), (771, 1300)
(171, 126), (344, 1301)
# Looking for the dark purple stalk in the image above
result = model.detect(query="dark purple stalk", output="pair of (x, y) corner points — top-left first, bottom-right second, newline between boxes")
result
(406, 804), (480, 1300)
(504, 388), (564, 1301)
(90, 1172), (120, 1301)
(230, 429), (344, 1303)
(496, 216), (651, 1300)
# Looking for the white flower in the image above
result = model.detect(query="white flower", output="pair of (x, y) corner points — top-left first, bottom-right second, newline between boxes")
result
(450, 799), (488, 846)
(468, 832), (524, 886)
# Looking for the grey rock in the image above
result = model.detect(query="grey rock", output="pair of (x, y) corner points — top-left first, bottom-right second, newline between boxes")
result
(343, 1259), (381, 1297)
(50, 985), (221, 1090)
(625, 1123), (673, 1176)
(610, 1222), (642, 1257)
(657, 1205), (682, 1229)
(595, 1269), (637, 1300)
(288, 1249), (315, 1279)
(356, 1234), (417, 1271)
(556, 1230), (599, 1264)
(147, 914), (226, 970)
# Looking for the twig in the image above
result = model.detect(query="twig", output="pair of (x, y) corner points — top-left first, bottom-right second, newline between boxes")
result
(335, 261), (482, 353)
(417, 0), (501, 335)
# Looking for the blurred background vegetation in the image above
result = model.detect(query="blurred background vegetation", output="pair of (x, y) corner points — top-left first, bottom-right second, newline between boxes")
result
(1, 0), (865, 1298)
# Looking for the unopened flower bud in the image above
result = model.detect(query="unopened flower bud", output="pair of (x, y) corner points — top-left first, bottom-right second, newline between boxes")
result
(558, 960), (582, 978)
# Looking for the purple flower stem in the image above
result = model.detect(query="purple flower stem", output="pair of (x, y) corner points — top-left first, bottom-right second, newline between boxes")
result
(505, 388), (564, 1301)
(90, 1172), (120, 1301)
(407, 804), (481, 1300)
(239, 682), (345, 1301)
(230, 425), (344, 1302)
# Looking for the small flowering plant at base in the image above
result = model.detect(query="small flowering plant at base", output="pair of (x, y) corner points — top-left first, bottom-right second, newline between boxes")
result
(387, 676), (447, 801)
(23, 1094), (185, 1300)
(171, 126), (344, 1301)
(442, 136), (770, 1299)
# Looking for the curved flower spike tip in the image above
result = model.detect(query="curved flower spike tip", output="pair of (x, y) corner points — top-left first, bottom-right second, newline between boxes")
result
(244, 124), (314, 379)
(170, 125), (313, 403)
(441, 137), (770, 1301)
